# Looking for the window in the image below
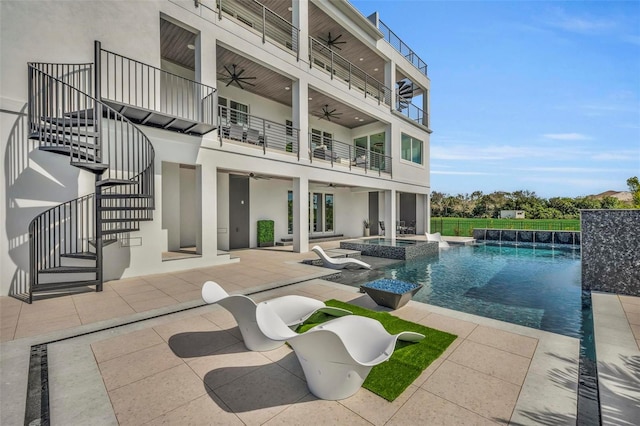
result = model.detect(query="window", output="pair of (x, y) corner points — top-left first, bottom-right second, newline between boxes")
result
(287, 191), (293, 234)
(325, 194), (334, 232)
(218, 96), (228, 121)
(289, 190), (334, 234)
(229, 100), (248, 125)
(311, 128), (332, 151)
(401, 133), (423, 165)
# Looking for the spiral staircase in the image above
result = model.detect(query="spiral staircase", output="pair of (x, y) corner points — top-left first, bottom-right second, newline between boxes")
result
(26, 61), (155, 303)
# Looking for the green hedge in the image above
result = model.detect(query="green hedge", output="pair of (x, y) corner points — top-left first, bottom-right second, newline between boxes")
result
(430, 217), (581, 237)
(257, 220), (274, 247)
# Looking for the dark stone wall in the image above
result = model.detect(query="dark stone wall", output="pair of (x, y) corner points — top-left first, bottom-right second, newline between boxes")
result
(581, 210), (640, 296)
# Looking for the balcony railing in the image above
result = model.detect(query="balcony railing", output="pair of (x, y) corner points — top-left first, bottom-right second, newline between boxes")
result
(99, 46), (217, 134)
(218, 106), (300, 157)
(378, 20), (428, 76)
(309, 37), (391, 106)
(396, 95), (429, 127)
(216, 0), (299, 58)
(308, 134), (392, 175)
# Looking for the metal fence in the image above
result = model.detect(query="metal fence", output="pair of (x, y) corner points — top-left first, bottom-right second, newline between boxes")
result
(378, 20), (428, 76)
(430, 218), (582, 237)
(396, 94), (428, 127)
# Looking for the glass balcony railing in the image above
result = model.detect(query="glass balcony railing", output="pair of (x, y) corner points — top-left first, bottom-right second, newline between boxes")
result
(396, 95), (429, 128)
(308, 133), (392, 175)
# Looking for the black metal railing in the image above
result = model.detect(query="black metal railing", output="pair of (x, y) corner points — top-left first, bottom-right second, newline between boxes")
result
(378, 20), (428, 76)
(27, 58), (155, 302)
(308, 134), (392, 175)
(216, 0), (299, 58)
(396, 94), (428, 127)
(309, 37), (391, 106)
(218, 106), (300, 157)
(99, 47), (217, 127)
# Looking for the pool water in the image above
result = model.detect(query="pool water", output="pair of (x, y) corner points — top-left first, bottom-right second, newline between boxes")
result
(360, 244), (583, 337)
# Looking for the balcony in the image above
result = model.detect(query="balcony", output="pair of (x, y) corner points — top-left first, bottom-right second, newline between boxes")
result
(218, 106), (300, 157)
(396, 95), (429, 128)
(308, 134), (392, 176)
(375, 19), (428, 77)
(309, 37), (391, 107)
(98, 45), (217, 136)
(214, 0), (299, 57)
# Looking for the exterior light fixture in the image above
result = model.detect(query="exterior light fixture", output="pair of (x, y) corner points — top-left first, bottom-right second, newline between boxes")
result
(187, 44), (195, 50)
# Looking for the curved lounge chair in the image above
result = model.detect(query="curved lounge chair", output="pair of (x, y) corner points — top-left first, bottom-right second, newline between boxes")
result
(256, 301), (424, 400)
(311, 246), (371, 270)
(201, 281), (351, 351)
(426, 232), (450, 249)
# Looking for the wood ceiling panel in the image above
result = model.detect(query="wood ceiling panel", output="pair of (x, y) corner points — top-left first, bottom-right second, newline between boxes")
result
(160, 19), (197, 70)
(308, 88), (377, 129)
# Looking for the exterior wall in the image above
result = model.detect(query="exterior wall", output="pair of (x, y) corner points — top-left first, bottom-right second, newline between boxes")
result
(500, 210), (525, 219)
(581, 210), (640, 296)
(0, 0), (432, 296)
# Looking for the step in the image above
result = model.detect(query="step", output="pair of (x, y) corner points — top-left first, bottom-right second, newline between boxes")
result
(32, 280), (100, 293)
(40, 145), (99, 162)
(39, 266), (98, 274)
(100, 194), (153, 199)
(61, 252), (97, 260)
(70, 162), (109, 174)
(65, 109), (94, 120)
(100, 206), (154, 212)
(96, 179), (138, 188)
(102, 218), (142, 223)
(41, 116), (95, 128)
(31, 132), (100, 151)
(88, 238), (118, 247)
(102, 228), (140, 235)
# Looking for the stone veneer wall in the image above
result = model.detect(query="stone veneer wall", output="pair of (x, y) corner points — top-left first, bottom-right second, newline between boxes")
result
(581, 210), (640, 296)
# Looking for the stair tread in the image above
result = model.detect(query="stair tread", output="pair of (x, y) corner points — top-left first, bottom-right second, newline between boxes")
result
(39, 117), (95, 128)
(101, 194), (153, 199)
(102, 228), (140, 235)
(33, 280), (100, 292)
(40, 145), (99, 162)
(60, 252), (97, 260)
(97, 179), (138, 187)
(102, 218), (142, 223)
(70, 162), (109, 173)
(40, 266), (98, 273)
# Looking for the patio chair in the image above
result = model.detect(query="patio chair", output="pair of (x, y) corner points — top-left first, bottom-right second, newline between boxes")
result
(311, 246), (371, 270)
(256, 302), (425, 400)
(426, 232), (450, 249)
(379, 221), (385, 233)
(201, 281), (351, 351)
(228, 123), (244, 142)
(246, 128), (260, 145)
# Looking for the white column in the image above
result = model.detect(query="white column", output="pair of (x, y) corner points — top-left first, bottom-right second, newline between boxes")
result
(425, 192), (431, 233)
(292, 0), (308, 63)
(292, 79), (309, 162)
(199, 163), (217, 256)
(293, 176), (309, 253)
(385, 59), (396, 109)
(197, 30), (217, 148)
(384, 189), (396, 238)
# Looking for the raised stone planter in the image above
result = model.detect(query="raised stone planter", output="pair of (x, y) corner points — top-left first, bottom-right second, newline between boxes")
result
(360, 279), (423, 309)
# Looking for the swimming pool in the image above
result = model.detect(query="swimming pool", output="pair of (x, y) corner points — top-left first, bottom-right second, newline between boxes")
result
(343, 244), (583, 337)
(349, 238), (419, 246)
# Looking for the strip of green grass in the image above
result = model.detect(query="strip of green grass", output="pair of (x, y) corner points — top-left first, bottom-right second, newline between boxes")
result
(298, 300), (457, 401)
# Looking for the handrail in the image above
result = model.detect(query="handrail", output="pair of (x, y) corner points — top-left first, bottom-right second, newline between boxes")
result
(216, 0), (299, 58)
(378, 20), (428, 76)
(100, 47), (217, 127)
(309, 37), (391, 106)
(308, 133), (392, 176)
(218, 105), (300, 158)
(396, 94), (428, 127)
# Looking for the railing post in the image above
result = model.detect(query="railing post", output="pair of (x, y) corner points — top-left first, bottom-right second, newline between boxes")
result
(308, 133), (313, 162)
(330, 50), (334, 80)
(218, 0), (222, 20)
(348, 63), (352, 90)
(262, 6), (266, 44)
(262, 119), (266, 154)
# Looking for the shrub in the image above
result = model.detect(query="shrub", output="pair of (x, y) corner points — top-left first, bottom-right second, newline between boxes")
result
(257, 220), (274, 247)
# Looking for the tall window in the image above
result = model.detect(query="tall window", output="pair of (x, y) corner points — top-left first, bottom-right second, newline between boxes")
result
(289, 191), (335, 234)
(287, 191), (293, 234)
(401, 133), (423, 165)
(229, 100), (248, 125)
(325, 194), (334, 232)
(311, 128), (332, 150)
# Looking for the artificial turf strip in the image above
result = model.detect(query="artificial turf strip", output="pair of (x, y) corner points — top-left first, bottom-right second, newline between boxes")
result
(298, 300), (458, 402)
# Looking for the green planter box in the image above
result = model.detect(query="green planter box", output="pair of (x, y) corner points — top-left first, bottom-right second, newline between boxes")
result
(257, 220), (274, 247)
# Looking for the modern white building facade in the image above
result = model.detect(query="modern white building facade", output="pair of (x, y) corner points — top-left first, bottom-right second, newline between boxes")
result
(0, 0), (432, 300)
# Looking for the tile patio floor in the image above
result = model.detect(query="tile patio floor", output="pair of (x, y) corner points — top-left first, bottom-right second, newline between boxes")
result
(0, 241), (636, 425)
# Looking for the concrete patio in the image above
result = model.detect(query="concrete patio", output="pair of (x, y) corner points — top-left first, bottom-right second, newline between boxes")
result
(1, 241), (638, 425)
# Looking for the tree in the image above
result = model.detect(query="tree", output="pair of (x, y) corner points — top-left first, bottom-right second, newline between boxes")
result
(627, 176), (640, 208)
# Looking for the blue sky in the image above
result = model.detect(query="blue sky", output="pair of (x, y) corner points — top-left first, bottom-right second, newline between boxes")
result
(351, 0), (640, 198)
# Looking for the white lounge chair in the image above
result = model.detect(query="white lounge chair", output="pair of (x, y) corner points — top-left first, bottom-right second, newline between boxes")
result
(201, 281), (351, 351)
(311, 245), (371, 270)
(256, 301), (425, 400)
(426, 232), (450, 249)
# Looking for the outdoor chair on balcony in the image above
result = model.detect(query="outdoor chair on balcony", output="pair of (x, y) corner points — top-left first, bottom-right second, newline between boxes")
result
(228, 123), (244, 142)
(256, 302), (425, 400)
(426, 232), (450, 249)
(201, 281), (351, 351)
(246, 128), (261, 145)
(312, 246), (371, 270)
(353, 155), (367, 167)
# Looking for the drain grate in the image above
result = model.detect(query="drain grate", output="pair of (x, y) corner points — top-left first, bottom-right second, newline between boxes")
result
(25, 344), (49, 426)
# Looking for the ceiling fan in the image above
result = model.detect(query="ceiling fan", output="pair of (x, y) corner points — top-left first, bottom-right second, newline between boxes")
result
(316, 104), (342, 122)
(219, 64), (256, 89)
(319, 32), (346, 50)
(248, 172), (270, 180)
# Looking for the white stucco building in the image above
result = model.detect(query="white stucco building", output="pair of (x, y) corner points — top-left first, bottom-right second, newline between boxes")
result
(0, 0), (432, 300)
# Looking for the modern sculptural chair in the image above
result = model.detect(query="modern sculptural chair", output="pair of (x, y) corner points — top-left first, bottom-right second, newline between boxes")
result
(201, 281), (351, 351)
(256, 301), (425, 400)
(426, 232), (450, 249)
(311, 246), (371, 270)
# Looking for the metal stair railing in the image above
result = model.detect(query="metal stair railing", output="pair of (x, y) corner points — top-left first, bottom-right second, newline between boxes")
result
(26, 58), (155, 303)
